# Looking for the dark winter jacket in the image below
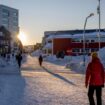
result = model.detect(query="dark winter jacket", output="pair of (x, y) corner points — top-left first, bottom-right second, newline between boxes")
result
(39, 55), (43, 62)
(16, 54), (22, 62)
(85, 57), (105, 87)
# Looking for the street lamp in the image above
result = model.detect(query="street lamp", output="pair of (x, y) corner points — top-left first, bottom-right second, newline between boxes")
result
(97, 0), (101, 50)
(83, 13), (94, 66)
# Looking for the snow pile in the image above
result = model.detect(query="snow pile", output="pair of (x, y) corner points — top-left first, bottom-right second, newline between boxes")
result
(43, 47), (105, 74)
(66, 47), (105, 74)
(43, 54), (89, 73)
(98, 47), (105, 66)
(44, 55), (73, 66)
(66, 55), (91, 74)
(31, 50), (42, 56)
(44, 55), (73, 62)
(0, 56), (20, 74)
(44, 55), (57, 61)
(31, 47), (105, 74)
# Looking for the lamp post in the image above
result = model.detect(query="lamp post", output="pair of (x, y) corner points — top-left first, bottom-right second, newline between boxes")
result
(83, 13), (94, 66)
(97, 0), (101, 50)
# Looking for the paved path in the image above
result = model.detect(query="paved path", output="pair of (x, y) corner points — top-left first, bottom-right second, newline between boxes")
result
(0, 55), (105, 105)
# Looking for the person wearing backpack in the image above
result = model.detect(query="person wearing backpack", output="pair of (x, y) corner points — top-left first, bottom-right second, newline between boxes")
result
(85, 52), (105, 105)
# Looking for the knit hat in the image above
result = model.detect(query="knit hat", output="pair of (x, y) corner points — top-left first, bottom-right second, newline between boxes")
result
(91, 52), (98, 58)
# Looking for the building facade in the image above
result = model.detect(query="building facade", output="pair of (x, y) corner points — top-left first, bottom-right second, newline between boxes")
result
(71, 32), (105, 55)
(43, 29), (105, 56)
(0, 26), (11, 55)
(0, 5), (22, 54)
(0, 5), (19, 38)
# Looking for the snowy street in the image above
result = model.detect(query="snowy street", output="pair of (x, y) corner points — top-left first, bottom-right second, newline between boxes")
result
(0, 55), (105, 105)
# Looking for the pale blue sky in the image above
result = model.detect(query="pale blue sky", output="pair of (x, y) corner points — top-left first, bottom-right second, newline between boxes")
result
(0, 0), (105, 45)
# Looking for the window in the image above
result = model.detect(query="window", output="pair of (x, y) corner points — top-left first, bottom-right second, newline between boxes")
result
(13, 22), (18, 26)
(81, 49), (84, 53)
(48, 49), (52, 54)
(81, 40), (83, 42)
(91, 48), (98, 52)
(2, 19), (9, 24)
(48, 40), (52, 43)
(13, 12), (18, 16)
(2, 23), (8, 28)
(85, 48), (90, 53)
(91, 40), (95, 43)
(2, 15), (9, 18)
(72, 48), (80, 52)
(2, 9), (9, 16)
(72, 39), (80, 42)
(13, 17), (18, 21)
(86, 40), (89, 42)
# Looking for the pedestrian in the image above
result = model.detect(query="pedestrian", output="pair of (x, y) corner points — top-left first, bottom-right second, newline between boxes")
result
(85, 52), (105, 105)
(16, 53), (23, 68)
(38, 55), (43, 66)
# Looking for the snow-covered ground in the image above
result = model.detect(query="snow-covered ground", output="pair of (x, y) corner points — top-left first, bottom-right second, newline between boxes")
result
(0, 54), (27, 74)
(0, 48), (105, 105)
(0, 56), (19, 74)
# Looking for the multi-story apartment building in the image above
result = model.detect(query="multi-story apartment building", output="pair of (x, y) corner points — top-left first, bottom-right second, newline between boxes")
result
(0, 5), (21, 54)
(0, 4), (19, 38)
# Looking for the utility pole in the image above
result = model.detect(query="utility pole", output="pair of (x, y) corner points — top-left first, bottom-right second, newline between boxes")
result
(83, 13), (94, 66)
(97, 0), (101, 50)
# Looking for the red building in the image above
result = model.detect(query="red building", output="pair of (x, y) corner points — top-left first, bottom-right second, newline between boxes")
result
(43, 30), (105, 56)
(53, 38), (72, 55)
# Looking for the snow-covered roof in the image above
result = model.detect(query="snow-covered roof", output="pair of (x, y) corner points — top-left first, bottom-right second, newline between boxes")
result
(54, 34), (73, 38)
(43, 43), (52, 49)
(46, 35), (54, 40)
(46, 34), (72, 41)
(45, 32), (105, 40)
(73, 32), (105, 38)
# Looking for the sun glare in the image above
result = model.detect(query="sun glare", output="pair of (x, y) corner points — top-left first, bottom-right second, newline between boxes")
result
(18, 31), (27, 45)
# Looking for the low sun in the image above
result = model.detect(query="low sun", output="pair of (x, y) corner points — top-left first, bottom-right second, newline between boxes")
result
(18, 31), (27, 45)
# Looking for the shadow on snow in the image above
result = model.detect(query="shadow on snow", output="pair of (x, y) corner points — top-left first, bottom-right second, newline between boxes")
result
(42, 66), (76, 86)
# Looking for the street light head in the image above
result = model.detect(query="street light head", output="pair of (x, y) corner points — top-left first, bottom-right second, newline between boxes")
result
(89, 13), (94, 17)
(87, 13), (94, 18)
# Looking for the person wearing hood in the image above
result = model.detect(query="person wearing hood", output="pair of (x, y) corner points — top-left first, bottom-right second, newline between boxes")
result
(85, 52), (105, 105)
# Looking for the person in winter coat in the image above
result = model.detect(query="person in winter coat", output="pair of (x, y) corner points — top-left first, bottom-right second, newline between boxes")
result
(38, 55), (43, 66)
(85, 52), (105, 105)
(16, 53), (22, 68)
